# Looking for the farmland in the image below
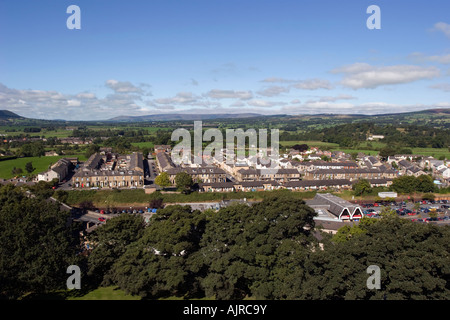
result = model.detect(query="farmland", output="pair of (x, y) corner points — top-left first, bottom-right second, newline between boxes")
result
(0, 154), (87, 179)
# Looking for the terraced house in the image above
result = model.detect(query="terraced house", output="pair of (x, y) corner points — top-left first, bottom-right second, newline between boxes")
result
(166, 166), (227, 184)
(72, 152), (144, 188)
(235, 168), (301, 182)
(304, 168), (397, 181)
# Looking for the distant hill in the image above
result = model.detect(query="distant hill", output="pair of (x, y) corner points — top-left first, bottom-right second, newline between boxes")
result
(107, 113), (263, 122)
(0, 110), (23, 119)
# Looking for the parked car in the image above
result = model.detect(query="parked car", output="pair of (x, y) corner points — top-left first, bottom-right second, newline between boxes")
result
(98, 217), (106, 222)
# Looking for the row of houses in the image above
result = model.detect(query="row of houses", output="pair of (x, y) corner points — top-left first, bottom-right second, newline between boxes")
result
(198, 178), (391, 193)
(166, 166), (227, 184)
(72, 152), (145, 188)
(304, 167), (397, 181)
(235, 168), (301, 183)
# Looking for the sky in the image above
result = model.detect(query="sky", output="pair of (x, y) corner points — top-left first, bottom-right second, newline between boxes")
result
(0, 0), (450, 120)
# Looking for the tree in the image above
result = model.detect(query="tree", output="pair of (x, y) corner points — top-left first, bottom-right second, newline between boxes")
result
(301, 217), (450, 300)
(246, 196), (318, 299)
(332, 217), (378, 243)
(416, 174), (436, 193)
(175, 172), (193, 194)
(352, 179), (372, 196)
(25, 161), (34, 174)
(196, 196), (319, 300)
(379, 146), (396, 159)
(0, 184), (82, 299)
(149, 196), (164, 209)
(154, 172), (171, 189)
(84, 144), (100, 159)
(390, 175), (418, 194)
(87, 214), (146, 286)
(79, 200), (95, 212)
(11, 167), (23, 175)
(291, 144), (309, 152)
(109, 205), (207, 299)
(421, 193), (435, 201)
(141, 147), (150, 159)
(195, 203), (255, 300)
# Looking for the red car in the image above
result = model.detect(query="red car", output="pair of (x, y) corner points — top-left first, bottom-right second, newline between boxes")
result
(98, 217), (106, 222)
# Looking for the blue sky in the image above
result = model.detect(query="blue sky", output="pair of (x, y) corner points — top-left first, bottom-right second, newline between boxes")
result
(1, 0), (449, 120)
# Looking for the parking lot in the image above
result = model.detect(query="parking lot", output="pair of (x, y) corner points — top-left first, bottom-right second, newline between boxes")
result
(360, 200), (450, 224)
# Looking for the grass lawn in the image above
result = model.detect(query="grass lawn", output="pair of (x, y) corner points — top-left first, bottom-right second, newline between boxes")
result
(357, 141), (386, 149)
(0, 154), (87, 179)
(68, 286), (141, 300)
(411, 148), (450, 159)
(330, 148), (379, 156)
(280, 140), (339, 148)
(131, 141), (155, 149)
(64, 189), (318, 208)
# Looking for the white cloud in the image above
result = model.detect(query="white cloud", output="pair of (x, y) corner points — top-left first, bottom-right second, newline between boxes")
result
(0, 82), (147, 120)
(292, 79), (334, 90)
(154, 92), (199, 105)
(205, 89), (253, 100)
(76, 92), (96, 99)
(317, 94), (356, 102)
(282, 100), (450, 115)
(230, 101), (246, 107)
(67, 99), (81, 107)
(331, 63), (440, 89)
(429, 83), (450, 92)
(409, 52), (450, 64)
(256, 85), (290, 97)
(260, 77), (333, 91)
(105, 79), (148, 94)
(260, 77), (296, 83)
(433, 22), (450, 39)
(247, 99), (286, 108)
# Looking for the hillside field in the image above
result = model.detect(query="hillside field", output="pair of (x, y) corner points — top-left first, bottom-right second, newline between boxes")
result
(0, 154), (87, 179)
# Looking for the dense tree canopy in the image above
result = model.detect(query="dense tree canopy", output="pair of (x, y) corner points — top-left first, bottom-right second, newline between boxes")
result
(175, 172), (193, 194)
(108, 205), (207, 299)
(301, 216), (450, 300)
(352, 179), (373, 196)
(0, 184), (82, 299)
(154, 172), (171, 188)
(390, 174), (438, 194)
(1, 183), (449, 300)
(87, 214), (146, 286)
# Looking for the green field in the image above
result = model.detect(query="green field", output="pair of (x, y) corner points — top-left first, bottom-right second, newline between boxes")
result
(280, 140), (339, 148)
(0, 128), (73, 139)
(0, 154), (87, 179)
(411, 148), (450, 159)
(63, 189), (318, 208)
(131, 141), (155, 149)
(330, 148), (379, 156)
(69, 286), (140, 300)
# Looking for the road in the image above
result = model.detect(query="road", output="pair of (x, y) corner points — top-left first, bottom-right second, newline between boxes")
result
(144, 159), (158, 185)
